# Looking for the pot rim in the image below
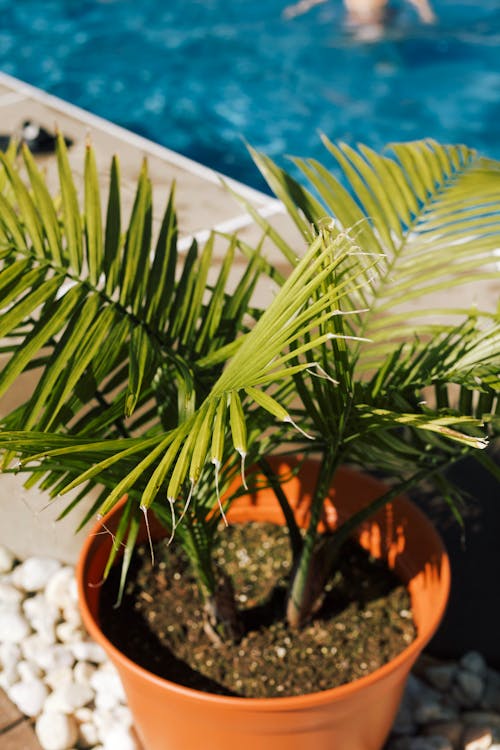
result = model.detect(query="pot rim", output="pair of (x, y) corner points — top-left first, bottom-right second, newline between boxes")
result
(76, 470), (450, 711)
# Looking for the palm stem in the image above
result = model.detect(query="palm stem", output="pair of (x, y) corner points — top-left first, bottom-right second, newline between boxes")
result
(258, 458), (303, 563)
(286, 443), (339, 628)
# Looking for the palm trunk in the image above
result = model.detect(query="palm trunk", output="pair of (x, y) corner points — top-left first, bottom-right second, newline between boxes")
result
(286, 446), (339, 629)
(202, 574), (243, 643)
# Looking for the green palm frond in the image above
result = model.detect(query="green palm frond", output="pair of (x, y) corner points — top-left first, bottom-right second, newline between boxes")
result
(241, 139), (500, 483)
(7, 228), (361, 519)
(0, 139), (368, 525)
(0, 140), (266, 440)
(354, 407), (487, 449)
(248, 138), (499, 335)
(0, 140), (261, 507)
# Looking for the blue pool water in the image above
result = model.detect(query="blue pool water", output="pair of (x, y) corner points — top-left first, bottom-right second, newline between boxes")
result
(0, 0), (499, 190)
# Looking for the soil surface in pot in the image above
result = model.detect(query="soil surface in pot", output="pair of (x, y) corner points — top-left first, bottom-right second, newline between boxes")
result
(99, 523), (416, 698)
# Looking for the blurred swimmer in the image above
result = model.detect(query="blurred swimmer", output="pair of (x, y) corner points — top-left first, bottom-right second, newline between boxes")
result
(344, 0), (435, 25)
(283, 0), (436, 25)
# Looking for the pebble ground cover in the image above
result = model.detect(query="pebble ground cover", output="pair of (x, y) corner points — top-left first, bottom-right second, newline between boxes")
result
(0, 546), (138, 750)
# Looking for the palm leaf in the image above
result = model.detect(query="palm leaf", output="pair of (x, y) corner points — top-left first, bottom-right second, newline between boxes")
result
(2, 226), (362, 522)
(2, 137), (336, 524)
(84, 144), (103, 285)
(103, 155), (122, 293)
(0, 139), (266, 448)
(245, 139), (499, 491)
(118, 159), (152, 313)
(56, 133), (83, 271)
(250, 139), (500, 347)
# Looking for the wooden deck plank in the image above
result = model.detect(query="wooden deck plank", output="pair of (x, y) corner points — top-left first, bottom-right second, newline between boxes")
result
(0, 720), (43, 750)
(1, 689), (43, 749)
(0, 688), (23, 732)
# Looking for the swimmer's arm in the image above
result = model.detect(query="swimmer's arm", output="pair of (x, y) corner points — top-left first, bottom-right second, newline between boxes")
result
(282, 0), (327, 20)
(406, 0), (437, 24)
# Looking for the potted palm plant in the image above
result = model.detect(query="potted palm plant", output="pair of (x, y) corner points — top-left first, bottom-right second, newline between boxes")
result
(0, 136), (498, 750)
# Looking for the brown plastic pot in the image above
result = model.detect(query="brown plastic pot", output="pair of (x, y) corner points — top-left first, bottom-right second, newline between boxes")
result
(77, 457), (450, 750)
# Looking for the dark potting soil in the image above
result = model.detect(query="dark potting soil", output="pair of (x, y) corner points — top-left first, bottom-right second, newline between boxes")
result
(99, 523), (416, 698)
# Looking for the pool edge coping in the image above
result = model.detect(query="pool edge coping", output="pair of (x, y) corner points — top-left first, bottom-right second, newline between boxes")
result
(0, 71), (283, 212)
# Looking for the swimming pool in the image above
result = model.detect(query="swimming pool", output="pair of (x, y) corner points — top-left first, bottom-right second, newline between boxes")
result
(0, 0), (499, 190)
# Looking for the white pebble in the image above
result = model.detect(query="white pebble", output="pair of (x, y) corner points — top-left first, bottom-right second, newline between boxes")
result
(17, 659), (42, 682)
(0, 641), (21, 670)
(392, 701), (417, 736)
(93, 705), (133, 738)
(91, 664), (126, 705)
(44, 567), (76, 610)
(44, 681), (93, 713)
(35, 711), (78, 750)
(21, 633), (50, 662)
(0, 667), (18, 690)
(45, 666), (74, 691)
(23, 593), (58, 642)
(95, 690), (121, 710)
(70, 640), (108, 664)
(61, 598), (81, 628)
(462, 726), (493, 750)
(27, 640), (75, 672)
(55, 621), (82, 644)
(44, 644), (76, 672)
(74, 706), (94, 723)
(0, 581), (23, 607)
(424, 664), (457, 692)
(0, 610), (31, 642)
(8, 678), (48, 717)
(111, 704), (133, 728)
(73, 660), (96, 685)
(92, 706), (133, 742)
(78, 720), (100, 748)
(414, 700), (458, 725)
(0, 545), (15, 573)
(0, 642), (21, 689)
(94, 708), (118, 738)
(461, 652), (488, 678)
(24, 593), (59, 625)
(101, 724), (138, 750)
(405, 673), (441, 703)
(456, 671), (485, 705)
(12, 557), (61, 592)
